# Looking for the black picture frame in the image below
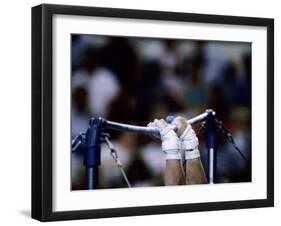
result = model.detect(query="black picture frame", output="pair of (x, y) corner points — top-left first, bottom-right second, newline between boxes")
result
(32, 3), (274, 222)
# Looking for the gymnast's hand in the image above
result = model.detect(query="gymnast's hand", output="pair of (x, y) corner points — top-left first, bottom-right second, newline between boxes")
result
(147, 119), (181, 160)
(171, 116), (200, 160)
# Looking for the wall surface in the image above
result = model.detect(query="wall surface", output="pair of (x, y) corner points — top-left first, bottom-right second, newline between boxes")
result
(0, 0), (279, 225)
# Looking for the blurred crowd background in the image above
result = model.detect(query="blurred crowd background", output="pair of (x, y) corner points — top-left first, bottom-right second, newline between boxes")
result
(71, 34), (252, 190)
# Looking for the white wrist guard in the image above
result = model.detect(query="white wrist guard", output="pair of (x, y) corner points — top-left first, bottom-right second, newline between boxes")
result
(180, 125), (200, 160)
(180, 125), (199, 150)
(185, 148), (200, 160)
(161, 129), (181, 160)
(148, 120), (181, 160)
(164, 149), (181, 160)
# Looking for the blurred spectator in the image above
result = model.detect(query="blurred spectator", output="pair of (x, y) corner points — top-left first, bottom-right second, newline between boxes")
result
(183, 59), (208, 111)
(71, 86), (90, 137)
(72, 47), (97, 89)
(97, 37), (139, 94)
(219, 62), (242, 106)
(238, 54), (252, 106)
(133, 61), (162, 123)
(160, 40), (186, 109)
(87, 67), (120, 117)
(141, 141), (165, 180)
(200, 41), (227, 86)
(72, 45), (121, 117)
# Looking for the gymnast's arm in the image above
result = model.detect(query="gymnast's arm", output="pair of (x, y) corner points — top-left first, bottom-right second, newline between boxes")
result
(165, 159), (185, 185)
(185, 158), (207, 184)
(147, 119), (185, 185)
(171, 117), (207, 184)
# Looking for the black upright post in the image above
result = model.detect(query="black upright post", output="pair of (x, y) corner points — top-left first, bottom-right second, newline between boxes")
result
(205, 109), (217, 184)
(84, 117), (105, 189)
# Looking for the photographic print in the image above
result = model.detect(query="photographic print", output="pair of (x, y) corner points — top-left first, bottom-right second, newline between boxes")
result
(71, 35), (252, 190)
